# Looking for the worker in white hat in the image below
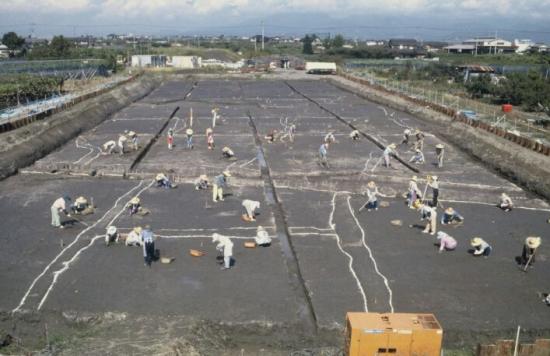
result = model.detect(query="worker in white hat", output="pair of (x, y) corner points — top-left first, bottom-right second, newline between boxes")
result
(409, 148), (425, 164)
(441, 207), (464, 225)
(155, 173), (176, 189)
(71, 196), (94, 215)
(498, 193), (513, 212)
(319, 142), (329, 168)
(407, 176), (422, 208)
(222, 146), (235, 159)
(360, 181), (388, 212)
(105, 226), (118, 246)
(117, 134), (128, 155)
(471, 237), (492, 257)
(435, 231), (457, 253)
(427, 175), (440, 207)
(185, 128), (194, 149)
(401, 129), (411, 146)
(242, 199), (260, 222)
(435, 144), (445, 168)
(101, 140), (117, 155)
(415, 200), (437, 235)
(349, 130), (360, 141)
(255, 226), (271, 247)
(520, 236), (541, 268)
(125, 130), (138, 151)
(383, 143), (397, 168)
(212, 233), (233, 270)
(213, 171), (231, 202)
(51, 195), (71, 228)
(195, 174), (209, 190)
(125, 226), (142, 246)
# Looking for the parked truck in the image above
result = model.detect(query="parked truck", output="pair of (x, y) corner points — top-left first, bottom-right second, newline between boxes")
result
(305, 62), (337, 75)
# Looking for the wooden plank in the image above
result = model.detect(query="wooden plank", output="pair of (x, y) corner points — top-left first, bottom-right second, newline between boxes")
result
(477, 344), (497, 356)
(534, 339), (550, 355)
(495, 340), (514, 356)
(518, 343), (535, 356)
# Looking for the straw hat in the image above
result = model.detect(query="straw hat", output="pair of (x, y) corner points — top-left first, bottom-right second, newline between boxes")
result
(388, 143), (397, 149)
(413, 200), (423, 209)
(435, 144), (444, 149)
(445, 207), (455, 214)
(186, 128), (193, 135)
(133, 226), (142, 234)
(128, 131), (136, 137)
(130, 197), (140, 205)
(411, 175), (418, 181)
(155, 173), (165, 181)
(526, 237), (541, 249)
(404, 129), (411, 135)
(199, 174), (208, 181)
(206, 128), (213, 134)
(415, 149), (421, 153)
(222, 146), (230, 152)
(367, 181), (376, 189)
(222, 171), (231, 177)
(470, 237), (484, 247)
(75, 196), (87, 205)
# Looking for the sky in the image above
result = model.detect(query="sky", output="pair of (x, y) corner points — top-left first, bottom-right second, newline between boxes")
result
(1, 0), (550, 42)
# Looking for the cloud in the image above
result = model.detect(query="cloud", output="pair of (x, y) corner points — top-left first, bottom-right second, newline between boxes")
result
(0, 0), (91, 12)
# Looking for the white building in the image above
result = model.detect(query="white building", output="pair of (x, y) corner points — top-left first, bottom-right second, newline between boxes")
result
(168, 56), (202, 69)
(0, 44), (9, 58)
(514, 39), (534, 53)
(463, 37), (514, 54)
(130, 55), (167, 67)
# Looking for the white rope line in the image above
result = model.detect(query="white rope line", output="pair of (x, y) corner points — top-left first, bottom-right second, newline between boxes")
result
(289, 226), (333, 232)
(37, 180), (155, 311)
(330, 192), (369, 312)
(73, 137), (97, 164)
(12, 180), (146, 313)
(239, 157), (258, 168)
(157, 234), (275, 240)
(116, 226), (275, 232)
(346, 195), (394, 313)
(290, 232), (339, 237)
(439, 199), (550, 212)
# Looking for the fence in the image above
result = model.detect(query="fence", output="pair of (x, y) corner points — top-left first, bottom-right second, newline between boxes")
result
(338, 70), (550, 157)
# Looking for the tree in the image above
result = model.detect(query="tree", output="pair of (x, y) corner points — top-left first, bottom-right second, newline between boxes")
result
(302, 35), (313, 55)
(465, 74), (493, 99)
(332, 34), (345, 48)
(2, 32), (25, 50)
(50, 35), (73, 57)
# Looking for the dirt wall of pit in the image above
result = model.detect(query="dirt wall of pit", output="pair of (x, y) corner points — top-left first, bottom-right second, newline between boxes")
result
(329, 76), (550, 202)
(0, 74), (162, 180)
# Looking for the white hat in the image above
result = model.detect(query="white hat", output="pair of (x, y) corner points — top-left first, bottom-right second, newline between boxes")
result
(436, 231), (447, 240)
(133, 226), (142, 234)
(186, 128), (193, 135)
(107, 226), (117, 235)
(130, 197), (140, 205)
(526, 236), (541, 249)
(223, 171), (231, 177)
(199, 174), (208, 180)
(435, 144), (444, 149)
(155, 173), (165, 180)
(431, 175), (438, 181)
(75, 196), (87, 204)
(404, 129), (411, 134)
(388, 143), (397, 149)
(212, 233), (221, 242)
(445, 207), (455, 214)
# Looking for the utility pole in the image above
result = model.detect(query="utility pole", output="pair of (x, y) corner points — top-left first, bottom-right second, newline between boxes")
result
(261, 20), (265, 51)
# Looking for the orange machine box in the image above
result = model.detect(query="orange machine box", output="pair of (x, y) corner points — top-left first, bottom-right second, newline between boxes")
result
(345, 312), (443, 356)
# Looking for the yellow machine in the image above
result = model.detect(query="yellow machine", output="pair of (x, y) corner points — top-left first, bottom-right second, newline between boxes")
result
(345, 313), (443, 356)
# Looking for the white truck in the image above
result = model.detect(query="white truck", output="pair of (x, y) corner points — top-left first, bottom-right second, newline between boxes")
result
(305, 62), (337, 75)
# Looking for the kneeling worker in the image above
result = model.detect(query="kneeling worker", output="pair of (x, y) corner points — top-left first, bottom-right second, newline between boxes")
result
(71, 196), (94, 215)
(471, 237), (492, 257)
(195, 174), (209, 190)
(242, 199), (260, 222)
(105, 226), (118, 246)
(125, 226), (142, 246)
(435, 231), (457, 253)
(255, 226), (271, 247)
(102, 140), (117, 155)
(498, 193), (513, 212)
(222, 146), (235, 159)
(441, 207), (464, 225)
(155, 173), (176, 189)
(350, 130), (360, 141)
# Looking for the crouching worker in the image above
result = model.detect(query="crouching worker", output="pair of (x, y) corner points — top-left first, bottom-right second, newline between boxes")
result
(141, 225), (156, 267)
(242, 199), (260, 222)
(350, 130), (360, 141)
(125, 226), (142, 246)
(155, 173), (176, 189)
(222, 146), (235, 159)
(498, 193), (513, 212)
(126, 197), (150, 216)
(255, 226), (271, 247)
(101, 140), (117, 155)
(212, 233), (233, 270)
(51, 195), (71, 229)
(105, 226), (119, 246)
(471, 237), (492, 257)
(360, 181), (385, 212)
(414, 200), (437, 235)
(195, 174), (209, 190)
(441, 207), (464, 225)
(435, 231), (457, 253)
(71, 196), (94, 215)
(264, 129), (277, 143)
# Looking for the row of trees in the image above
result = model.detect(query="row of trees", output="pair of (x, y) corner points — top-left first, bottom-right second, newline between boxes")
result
(302, 34), (345, 54)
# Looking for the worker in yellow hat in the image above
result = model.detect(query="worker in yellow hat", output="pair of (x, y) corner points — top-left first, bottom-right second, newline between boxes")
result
(520, 237), (541, 268)
(127, 197), (141, 215)
(471, 237), (492, 257)
(416, 201), (437, 235)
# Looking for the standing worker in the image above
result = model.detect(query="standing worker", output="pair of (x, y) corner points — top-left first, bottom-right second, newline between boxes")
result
(51, 195), (71, 229)
(213, 171), (231, 202)
(126, 130), (138, 151)
(206, 128), (215, 150)
(185, 128), (194, 149)
(401, 129), (411, 146)
(319, 142), (329, 168)
(212, 233), (233, 270)
(435, 144), (445, 168)
(428, 175), (440, 207)
(435, 231), (457, 253)
(471, 237), (492, 257)
(407, 176), (422, 208)
(211, 107), (219, 128)
(383, 143), (397, 168)
(520, 236), (541, 268)
(141, 225), (155, 267)
(324, 131), (336, 144)
(167, 129), (174, 150)
(117, 134), (128, 155)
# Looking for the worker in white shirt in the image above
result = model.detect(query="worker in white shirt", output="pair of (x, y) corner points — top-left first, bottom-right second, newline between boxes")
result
(117, 134), (128, 155)
(471, 237), (492, 257)
(212, 233), (234, 270)
(105, 226), (119, 246)
(383, 143), (397, 168)
(242, 199), (260, 222)
(350, 130), (360, 141)
(125, 226), (142, 246)
(51, 196), (71, 228)
(255, 226), (272, 247)
(102, 140), (117, 155)
(414, 200), (437, 235)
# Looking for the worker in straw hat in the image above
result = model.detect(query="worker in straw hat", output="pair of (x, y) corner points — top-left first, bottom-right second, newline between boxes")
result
(185, 128), (194, 149)
(441, 207), (464, 225)
(212, 233), (233, 270)
(407, 176), (422, 209)
(414, 200), (437, 235)
(471, 237), (492, 257)
(324, 131), (336, 144)
(117, 134), (128, 155)
(520, 236), (541, 268)
(127, 197), (141, 215)
(383, 143), (397, 168)
(222, 146), (235, 159)
(498, 193), (513, 212)
(125, 226), (142, 246)
(125, 130), (138, 151)
(213, 171), (231, 202)
(435, 144), (445, 168)
(195, 174), (209, 190)
(71, 196), (94, 215)
(427, 175), (440, 207)
(360, 181), (389, 212)
(155, 173), (176, 189)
